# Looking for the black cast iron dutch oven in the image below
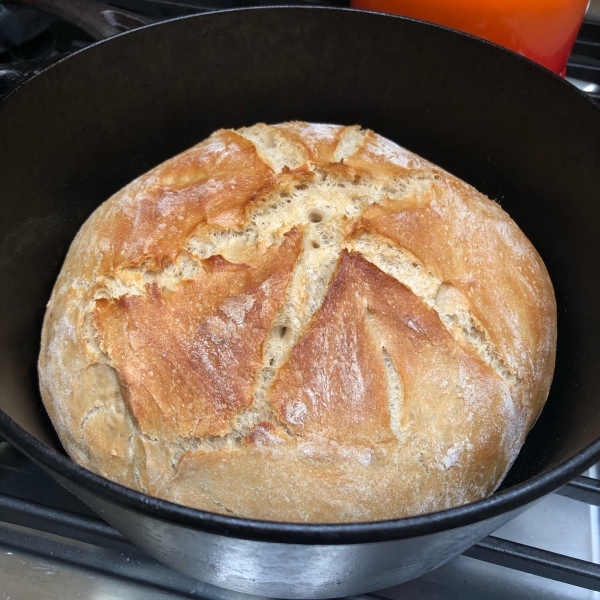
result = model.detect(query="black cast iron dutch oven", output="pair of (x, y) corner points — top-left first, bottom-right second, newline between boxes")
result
(1, 5), (600, 599)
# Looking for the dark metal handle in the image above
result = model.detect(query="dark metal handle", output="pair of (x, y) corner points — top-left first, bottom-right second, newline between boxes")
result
(16, 0), (151, 40)
(0, 0), (152, 98)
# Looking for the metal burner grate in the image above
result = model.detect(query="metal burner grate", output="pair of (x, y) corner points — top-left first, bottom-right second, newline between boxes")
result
(567, 20), (600, 100)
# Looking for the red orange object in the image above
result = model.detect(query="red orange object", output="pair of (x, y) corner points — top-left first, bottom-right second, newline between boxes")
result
(351, 0), (589, 75)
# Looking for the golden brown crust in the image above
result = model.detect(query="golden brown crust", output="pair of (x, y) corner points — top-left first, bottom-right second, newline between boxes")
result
(93, 230), (302, 438)
(38, 122), (557, 523)
(270, 252), (393, 444)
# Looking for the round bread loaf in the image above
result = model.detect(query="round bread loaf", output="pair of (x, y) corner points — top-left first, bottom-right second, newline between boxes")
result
(39, 122), (556, 523)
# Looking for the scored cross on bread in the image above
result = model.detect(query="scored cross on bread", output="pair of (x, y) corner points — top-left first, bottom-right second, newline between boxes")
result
(39, 123), (556, 523)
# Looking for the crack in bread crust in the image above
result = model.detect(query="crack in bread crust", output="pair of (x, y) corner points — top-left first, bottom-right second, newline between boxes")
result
(346, 232), (521, 388)
(366, 310), (405, 444)
(381, 348), (404, 442)
(237, 235), (342, 436)
(89, 170), (433, 302)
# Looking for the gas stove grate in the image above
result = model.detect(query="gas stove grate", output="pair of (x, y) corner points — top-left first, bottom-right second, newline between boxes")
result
(567, 21), (600, 101)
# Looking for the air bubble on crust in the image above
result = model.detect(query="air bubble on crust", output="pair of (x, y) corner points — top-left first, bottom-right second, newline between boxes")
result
(160, 169), (205, 188)
(143, 271), (158, 284)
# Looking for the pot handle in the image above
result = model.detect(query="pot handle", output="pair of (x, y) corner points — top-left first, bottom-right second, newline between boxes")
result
(16, 0), (152, 40)
(1, 1), (151, 98)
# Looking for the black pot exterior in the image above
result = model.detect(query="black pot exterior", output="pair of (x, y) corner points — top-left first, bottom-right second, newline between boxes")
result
(56, 472), (529, 598)
(1, 7), (600, 597)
